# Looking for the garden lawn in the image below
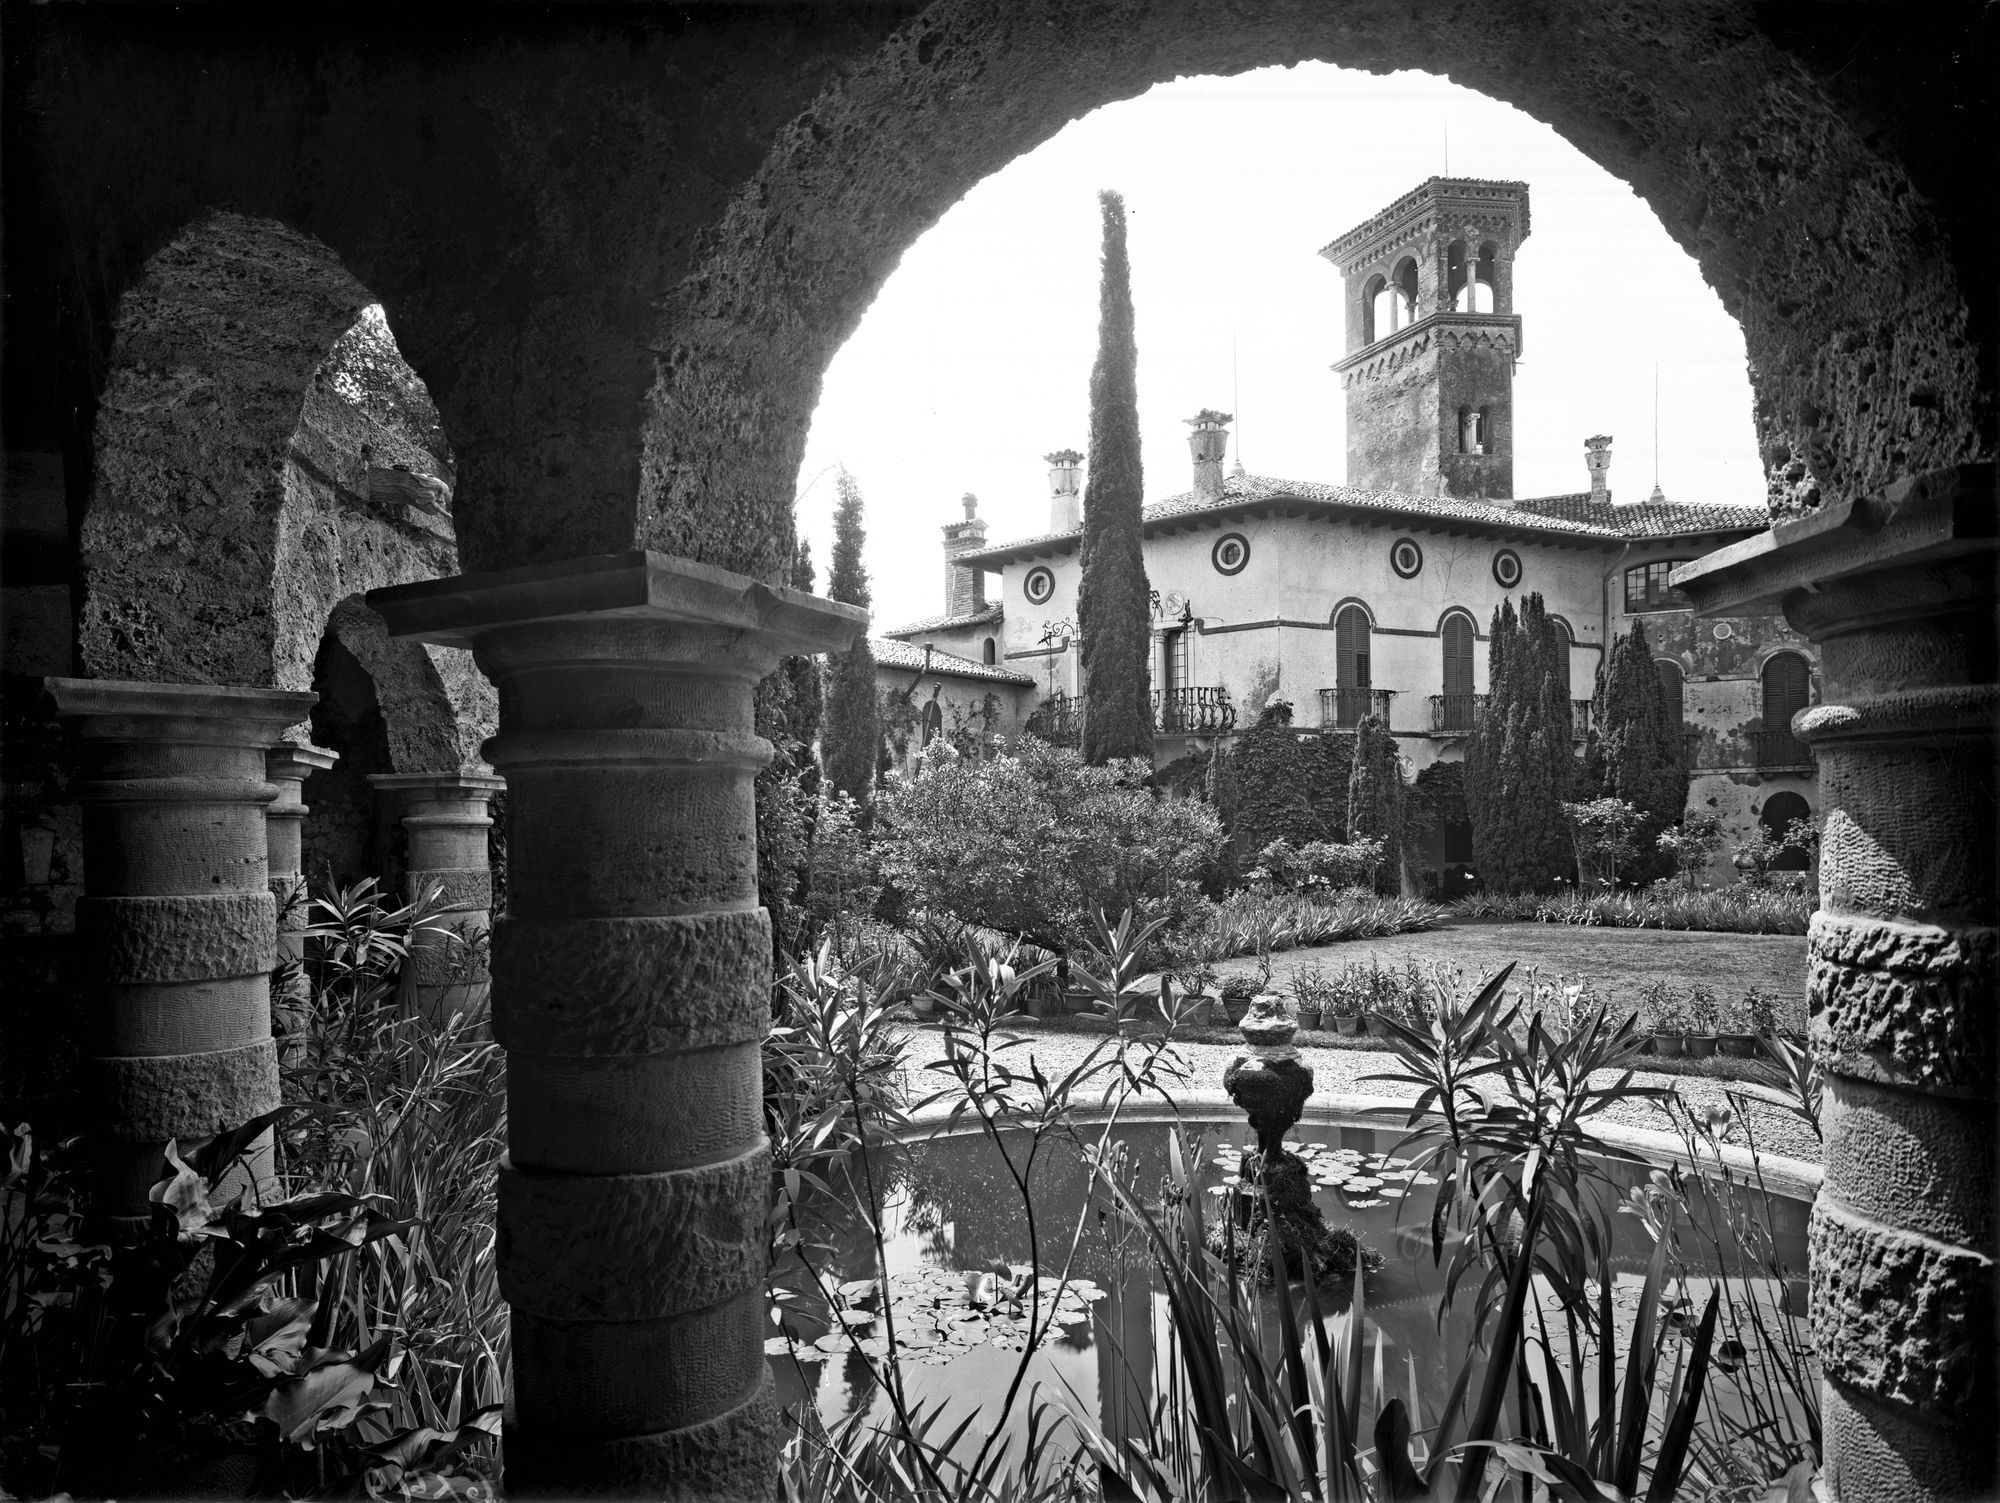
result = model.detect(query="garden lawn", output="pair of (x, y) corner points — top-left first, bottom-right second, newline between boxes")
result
(1223, 917), (1807, 1021)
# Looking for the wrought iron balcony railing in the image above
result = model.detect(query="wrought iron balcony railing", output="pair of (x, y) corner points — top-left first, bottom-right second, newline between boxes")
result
(1025, 692), (1082, 748)
(1429, 693), (1487, 735)
(1682, 729), (1816, 770)
(1319, 687), (1396, 731)
(1152, 686), (1236, 735)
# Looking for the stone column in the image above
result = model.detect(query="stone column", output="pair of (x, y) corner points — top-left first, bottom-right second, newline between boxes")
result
(368, 552), (863, 1499)
(45, 679), (317, 1227)
(1675, 463), (1996, 1503)
(267, 743), (337, 1057)
(367, 771), (504, 1022)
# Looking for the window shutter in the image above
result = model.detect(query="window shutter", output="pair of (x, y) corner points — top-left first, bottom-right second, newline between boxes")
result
(1443, 616), (1474, 696)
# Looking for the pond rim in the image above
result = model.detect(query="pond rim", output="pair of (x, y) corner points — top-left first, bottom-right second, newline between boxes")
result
(899, 1088), (1823, 1205)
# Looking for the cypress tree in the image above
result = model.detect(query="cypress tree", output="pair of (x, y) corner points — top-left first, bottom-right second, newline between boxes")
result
(822, 469), (880, 816)
(1346, 714), (1405, 895)
(1588, 618), (1689, 883)
(1466, 594), (1573, 891)
(1077, 189), (1154, 765)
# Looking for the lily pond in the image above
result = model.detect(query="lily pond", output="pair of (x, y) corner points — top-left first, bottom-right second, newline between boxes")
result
(767, 1112), (1814, 1478)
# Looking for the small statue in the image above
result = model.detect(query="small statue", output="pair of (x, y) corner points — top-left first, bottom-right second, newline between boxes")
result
(1212, 996), (1378, 1285)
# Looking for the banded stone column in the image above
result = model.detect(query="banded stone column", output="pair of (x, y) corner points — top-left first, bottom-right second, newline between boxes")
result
(1676, 463), (1996, 1503)
(368, 771), (504, 1022)
(45, 679), (317, 1227)
(267, 743), (337, 1057)
(369, 553), (863, 1498)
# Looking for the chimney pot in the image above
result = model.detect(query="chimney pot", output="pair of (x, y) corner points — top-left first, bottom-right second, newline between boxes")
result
(1044, 449), (1084, 533)
(1186, 410), (1233, 501)
(1585, 434), (1613, 505)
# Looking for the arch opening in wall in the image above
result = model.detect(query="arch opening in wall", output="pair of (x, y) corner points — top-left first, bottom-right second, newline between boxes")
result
(1361, 273), (1387, 344)
(78, 212), (467, 694)
(1332, 601), (1373, 729)
(1656, 658), (1686, 735)
(1448, 240), (1497, 313)
(1759, 790), (1814, 871)
(1440, 610), (1477, 732)
(981, 636), (996, 665)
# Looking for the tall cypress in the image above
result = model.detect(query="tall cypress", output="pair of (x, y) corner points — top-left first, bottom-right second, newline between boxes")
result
(822, 469), (880, 816)
(1466, 594), (1573, 891)
(1346, 714), (1405, 895)
(1077, 190), (1154, 765)
(1588, 618), (1689, 882)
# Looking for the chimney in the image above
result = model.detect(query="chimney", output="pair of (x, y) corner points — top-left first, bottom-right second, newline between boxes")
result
(1187, 410), (1233, 501)
(1585, 435), (1612, 504)
(1044, 449), (1083, 533)
(941, 493), (989, 616)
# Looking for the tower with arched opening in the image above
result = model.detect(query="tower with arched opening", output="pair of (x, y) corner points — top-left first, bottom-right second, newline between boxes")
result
(1321, 178), (1529, 502)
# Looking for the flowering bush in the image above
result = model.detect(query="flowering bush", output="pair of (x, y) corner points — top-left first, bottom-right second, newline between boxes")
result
(873, 737), (1224, 955)
(1656, 811), (1726, 887)
(1246, 836), (1384, 894)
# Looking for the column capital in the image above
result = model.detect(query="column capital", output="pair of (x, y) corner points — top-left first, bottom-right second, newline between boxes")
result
(365, 549), (865, 662)
(46, 677), (317, 745)
(367, 770), (506, 800)
(267, 743), (339, 783)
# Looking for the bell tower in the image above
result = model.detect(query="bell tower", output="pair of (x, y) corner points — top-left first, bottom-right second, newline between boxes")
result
(1320, 178), (1530, 501)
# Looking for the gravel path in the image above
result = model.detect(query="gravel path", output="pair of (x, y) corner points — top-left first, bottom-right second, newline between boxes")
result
(895, 1022), (1823, 1169)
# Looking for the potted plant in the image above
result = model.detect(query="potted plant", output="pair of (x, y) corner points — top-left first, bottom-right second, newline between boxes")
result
(1684, 984), (1721, 1060)
(1293, 995), (1324, 1032)
(1648, 987), (1687, 1058)
(1290, 959), (1330, 1034)
(1220, 974), (1258, 1026)
(1717, 992), (1763, 1057)
(1743, 984), (1783, 1056)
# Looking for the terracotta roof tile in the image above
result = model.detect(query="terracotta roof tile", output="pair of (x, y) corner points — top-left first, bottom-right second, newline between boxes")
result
(879, 602), (1004, 636)
(870, 636), (1034, 686)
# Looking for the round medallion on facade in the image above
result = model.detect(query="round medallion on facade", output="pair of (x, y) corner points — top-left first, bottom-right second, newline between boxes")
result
(1491, 549), (1522, 588)
(1389, 537), (1424, 579)
(1024, 566), (1056, 605)
(1212, 533), (1250, 576)
(1713, 622), (1734, 640)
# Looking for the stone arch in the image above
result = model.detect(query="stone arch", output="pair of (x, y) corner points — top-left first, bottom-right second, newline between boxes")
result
(639, 2), (1988, 583)
(79, 212), (464, 694)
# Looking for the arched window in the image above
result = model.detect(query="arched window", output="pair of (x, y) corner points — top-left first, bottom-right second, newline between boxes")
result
(981, 637), (996, 665)
(920, 698), (944, 748)
(1656, 659), (1685, 731)
(1624, 559), (1691, 612)
(1448, 240), (1497, 313)
(1762, 652), (1813, 762)
(1550, 617), (1573, 696)
(1440, 612), (1476, 732)
(1334, 604), (1372, 728)
(1760, 791), (1814, 871)
(1373, 258), (1419, 336)
(1361, 274), (1386, 344)
(1458, 407), (1487, 454)
(1391, 257), (1419, 329)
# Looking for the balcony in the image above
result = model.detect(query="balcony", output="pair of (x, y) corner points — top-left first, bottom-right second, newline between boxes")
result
(1429, 693), (1487, 736)
(1429, 695), (1595, 739)
(1755, 728), (1815, 769)
(1025, 692), (1082, 748)
(1682, 729), (1816, 771)
(1152, 685), (1236, 735)
(1319, 687), (1396, 731)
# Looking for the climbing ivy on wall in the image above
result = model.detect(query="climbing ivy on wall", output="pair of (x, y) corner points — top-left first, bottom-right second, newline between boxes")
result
(1346, 715), (1405, 895)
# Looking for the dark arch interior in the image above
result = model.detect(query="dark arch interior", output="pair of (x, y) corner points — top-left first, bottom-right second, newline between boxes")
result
(302, 631), (405, 896)
(1760, 790), (1814, 870)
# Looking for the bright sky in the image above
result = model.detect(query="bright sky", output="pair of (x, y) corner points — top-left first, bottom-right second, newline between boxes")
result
(794, 64), (1763, 632)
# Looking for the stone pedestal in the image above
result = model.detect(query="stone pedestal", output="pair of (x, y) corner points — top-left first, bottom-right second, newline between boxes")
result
(267, 744), (338, 1057)
(1675, 464), (1996, 1503)
(44, 679), (317, 1227)
(368, 771), (504, 1022)
(369, 551), (864, 1499)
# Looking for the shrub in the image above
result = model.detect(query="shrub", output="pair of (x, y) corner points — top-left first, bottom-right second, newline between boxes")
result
(1657, 811), (1726, 887)
(1249, 836), (1384, 894)
(1584, 617), (1690, 884)
(1447, 883), (1813, 935)
(874, 736), (1223, 955)
(1561, 796), (1646, 888)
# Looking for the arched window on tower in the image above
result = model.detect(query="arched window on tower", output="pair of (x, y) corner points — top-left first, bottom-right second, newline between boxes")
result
(1448, 240), (1498, 312)
(1362, 275), (1387, 344)
(1372, 258), (1419, 338)
(981, 637), (996, 665)
(1458, 407), (1487, 455)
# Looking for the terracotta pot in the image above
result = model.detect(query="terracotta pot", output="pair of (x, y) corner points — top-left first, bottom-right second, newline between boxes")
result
(1683, 1033), (1718, 1060)
(1717, 1033), (1762, 1058)
(1181, 998), (1213, 1028)
(1651, 1031), (1686, 1058)
(1296, 1007), (1324, 1032)
(1365, 1011), (1392, 1038)
(1223, 997), (1252, 1025)
(1334, 1014), (1364, 1037)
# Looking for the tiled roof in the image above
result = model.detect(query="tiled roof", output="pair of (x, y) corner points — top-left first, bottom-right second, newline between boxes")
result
(1513, 491), (1771, 538)
(870, 636), (1034, 686)
(879, 602), (1004, 637)
(960, 472), (1771, 566)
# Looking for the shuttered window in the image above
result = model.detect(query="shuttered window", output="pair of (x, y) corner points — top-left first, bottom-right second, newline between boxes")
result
(1442, 615), (1474, 697)
(1763, 653), (1811, 734)
(1657, 660), (1685, 729)
(1336, 606), (1371, 689)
